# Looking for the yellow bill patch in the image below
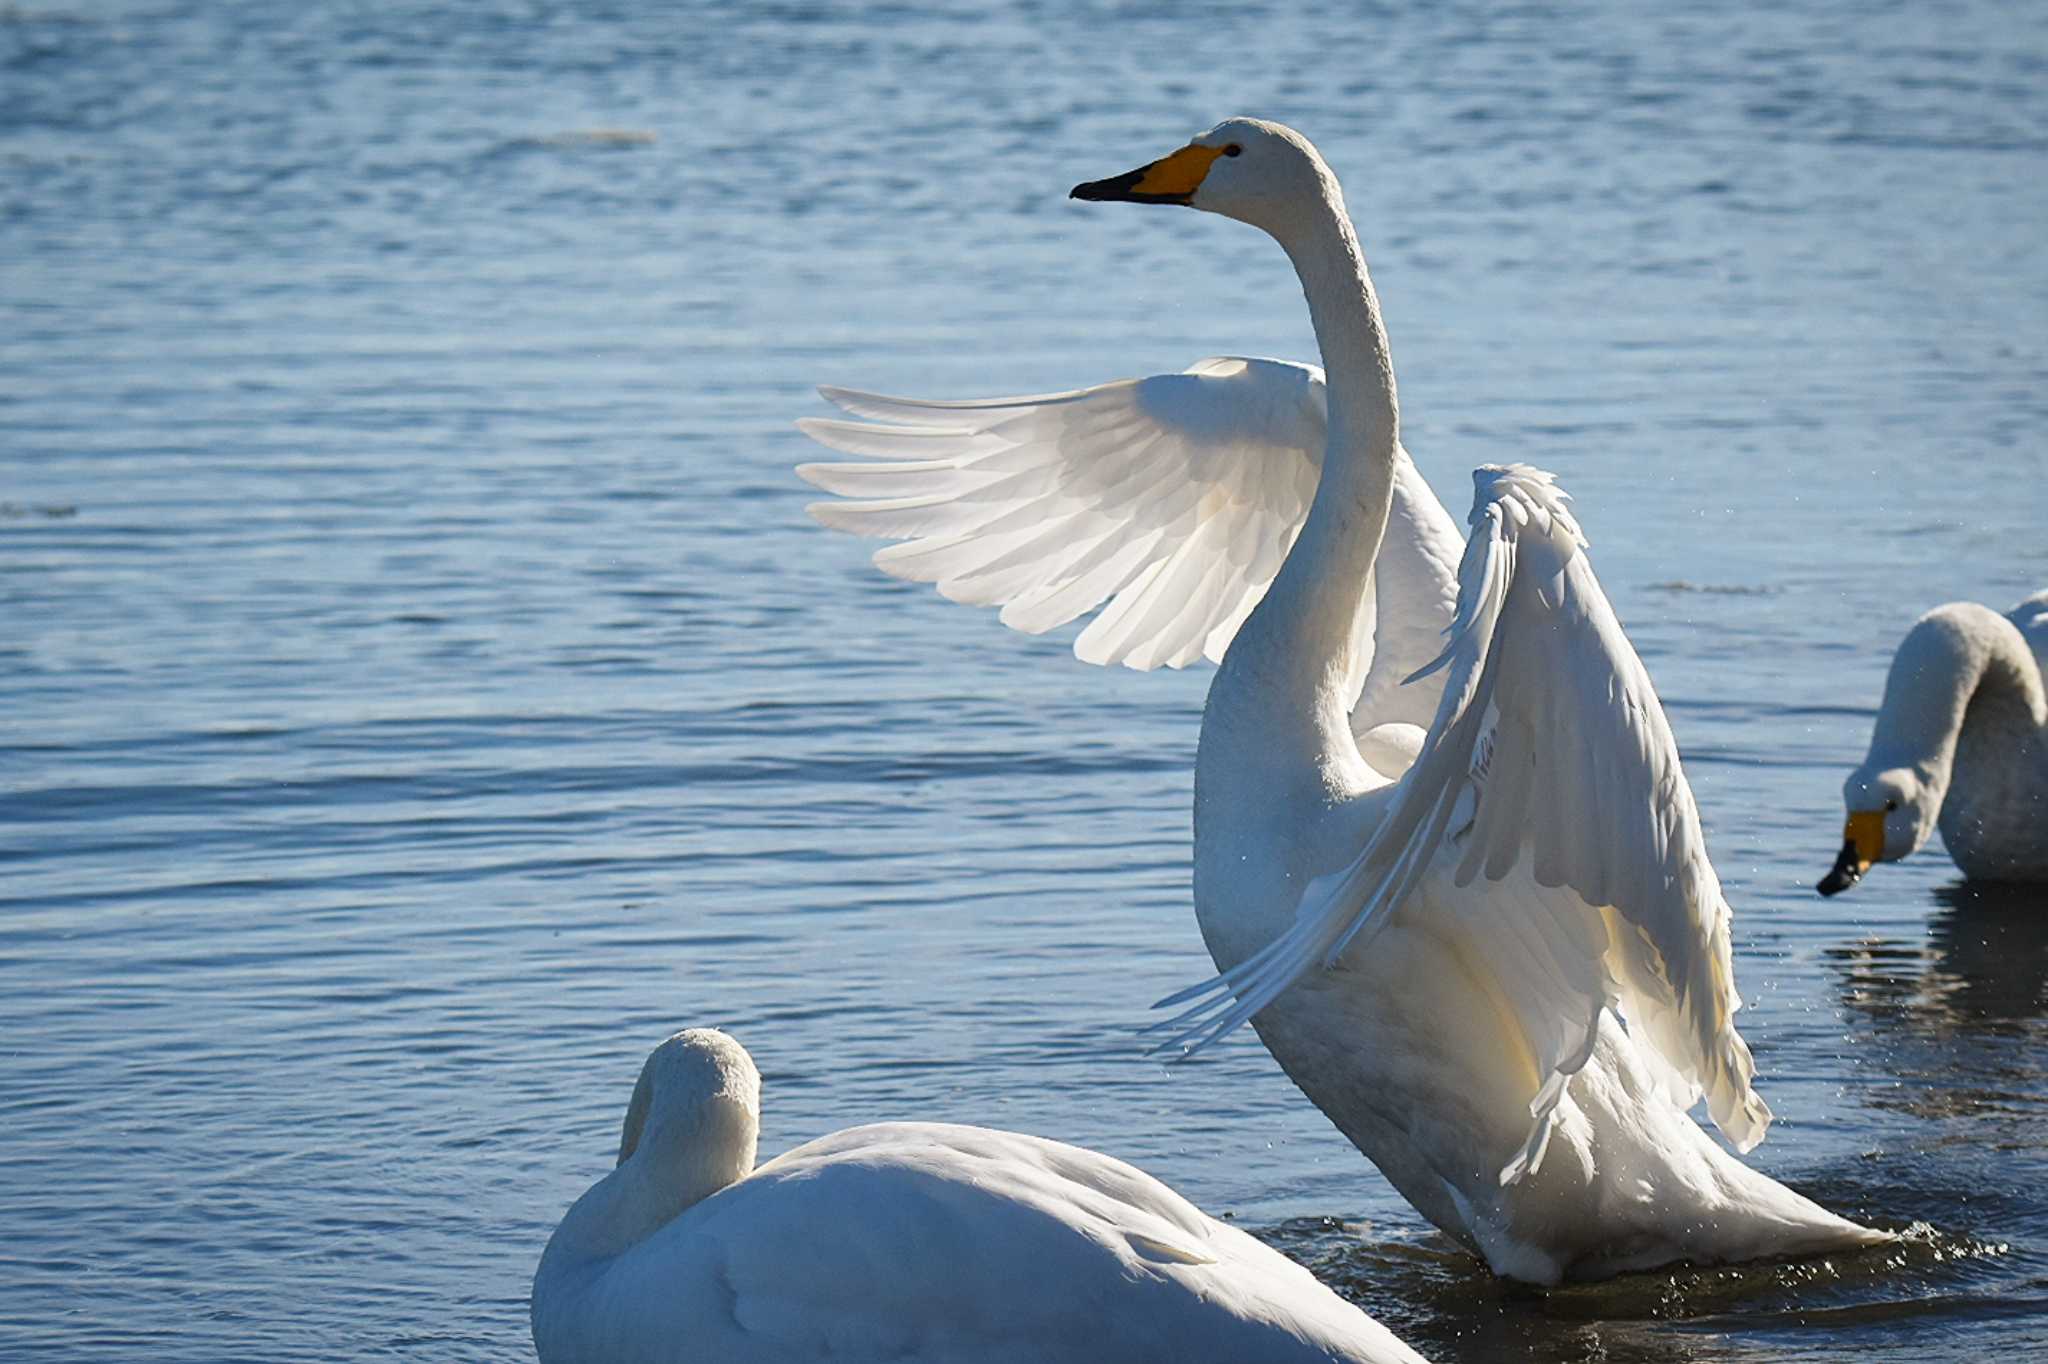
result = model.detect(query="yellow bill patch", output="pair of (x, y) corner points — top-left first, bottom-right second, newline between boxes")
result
(1128, 143), (1226, 199)
(1843, 809), (1886, 872)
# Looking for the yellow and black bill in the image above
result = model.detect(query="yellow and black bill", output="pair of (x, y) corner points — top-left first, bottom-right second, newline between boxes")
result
(1817, 810), (1887, 897)
(1071, 143), (1225, 206)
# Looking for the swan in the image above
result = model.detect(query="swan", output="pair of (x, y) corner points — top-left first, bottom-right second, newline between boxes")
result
(1819, 589), (2048, 894)
(799, 119), (1889, 1284)
(531, 1028), (1429, 1364)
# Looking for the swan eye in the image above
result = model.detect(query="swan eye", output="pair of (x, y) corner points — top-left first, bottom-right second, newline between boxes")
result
(1884, 798), (1899, 812)
(1223, 143), (1243, 157)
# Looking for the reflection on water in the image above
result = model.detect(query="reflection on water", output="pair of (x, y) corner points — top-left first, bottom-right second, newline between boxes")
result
(1821, 877), (2048, 1330)
(1925, 882), (2048, 1022)
(1829, 888), (2048, 1132)
(1833, 882), (2048, 1034)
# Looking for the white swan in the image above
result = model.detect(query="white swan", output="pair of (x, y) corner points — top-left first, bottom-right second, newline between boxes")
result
(800, 119), (1888, 1284)
(531, 1028), (1429, 1364)
(1820, 589), (2048, 893)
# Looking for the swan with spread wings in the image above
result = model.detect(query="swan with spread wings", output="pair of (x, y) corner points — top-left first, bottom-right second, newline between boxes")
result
(799, 119), (1885, 1283)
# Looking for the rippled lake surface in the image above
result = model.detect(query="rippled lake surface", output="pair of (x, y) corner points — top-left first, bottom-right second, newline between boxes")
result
(5, 1), (2047, 1358)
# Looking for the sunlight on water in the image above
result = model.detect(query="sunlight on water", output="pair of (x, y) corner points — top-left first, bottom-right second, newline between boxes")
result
(2, 0), (2045, 1358)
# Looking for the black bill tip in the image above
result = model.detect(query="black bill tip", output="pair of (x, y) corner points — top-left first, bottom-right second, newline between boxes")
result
(1817, 840), (1865, 897)
(1070, 171), (1133, 201)
(1070, 169), (1189, 205)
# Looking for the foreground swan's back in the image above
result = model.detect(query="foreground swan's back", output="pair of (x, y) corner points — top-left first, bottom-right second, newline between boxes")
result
(532, 1029), (1428, 1364)
(800, 119), (1887, 1282)
(1820, 589), (2048, 893)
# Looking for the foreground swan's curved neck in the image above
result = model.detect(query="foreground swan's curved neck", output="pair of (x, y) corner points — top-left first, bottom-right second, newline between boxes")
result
(1863, 603), (2048, 789)
(545, 1083), (758, 1270)
(547, 1150), (702, 1270)
(1231, 177), (1400, 715)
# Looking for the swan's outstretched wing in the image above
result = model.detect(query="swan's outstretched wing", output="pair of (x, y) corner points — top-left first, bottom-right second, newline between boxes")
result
(798, 356), (1320, 670)
(1156, 465), (1770, 1181)
(798, 357), (1461, 700)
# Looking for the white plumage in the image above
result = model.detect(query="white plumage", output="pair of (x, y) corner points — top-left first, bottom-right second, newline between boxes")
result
(802, 118), (1890, 1282)
(1159, 467), (1766, 1177)
(1821, 588), (2048, 892)
(531, 1029), (1429, 1364)
(799, 356), (1463, 734)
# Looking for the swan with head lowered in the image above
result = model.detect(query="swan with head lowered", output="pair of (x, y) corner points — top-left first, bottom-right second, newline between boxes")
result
(1820, 589), (2048, 894)
(531, 1028), (1428, 1364)
(799, 119), (1888, 1283)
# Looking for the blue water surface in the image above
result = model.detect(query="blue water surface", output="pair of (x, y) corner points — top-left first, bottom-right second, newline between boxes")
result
(4, 1), (2047, 1358)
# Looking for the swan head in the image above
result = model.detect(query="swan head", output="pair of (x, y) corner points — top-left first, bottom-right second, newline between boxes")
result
(617, 1027), (761, 1186)
(533, 1030), (763, 1359)
(534, 1027), (762, 1346)
(1070, 118), (1336, 238)
(1818, 766), (1935, 895)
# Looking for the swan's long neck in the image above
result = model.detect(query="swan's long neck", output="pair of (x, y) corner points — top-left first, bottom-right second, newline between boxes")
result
(1861, 603), (2048, 819)
(1220, 178), (1400, 757)
(539, 1094), (756, 1273)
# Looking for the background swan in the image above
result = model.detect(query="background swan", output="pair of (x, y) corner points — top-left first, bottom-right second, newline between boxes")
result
(1820, 589), (2048, 893)
(532, 1028), (1428, 1364)
(801, 119), (1886, 1283)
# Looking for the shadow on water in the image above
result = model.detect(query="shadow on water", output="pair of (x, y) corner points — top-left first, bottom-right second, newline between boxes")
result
(1830, 878), (2048, 1057)
(1921, 880), (2048, 1021)
(1824, 881), (2048, 1219)
(1259, 1217), (2016, 1363)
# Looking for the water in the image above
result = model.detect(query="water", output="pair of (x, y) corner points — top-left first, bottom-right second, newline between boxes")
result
(4, 0), (2046, 1358)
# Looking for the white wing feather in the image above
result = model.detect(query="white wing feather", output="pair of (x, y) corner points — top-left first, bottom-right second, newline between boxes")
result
(798, 357), (1461, 706)
(1154, 465), (1771, 1181)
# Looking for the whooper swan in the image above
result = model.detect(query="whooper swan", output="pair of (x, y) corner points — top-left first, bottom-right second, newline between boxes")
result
(1820, 589), (2048, 893)
(801, 118), (1887, 1284)
(531, 1028), (1429, 1364)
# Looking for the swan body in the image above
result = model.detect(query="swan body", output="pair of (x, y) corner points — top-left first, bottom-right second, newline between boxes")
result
(1821, 590), (2048, 893)
(799, 118), (1885, 1283)
(532, 1029), (1428, 1364)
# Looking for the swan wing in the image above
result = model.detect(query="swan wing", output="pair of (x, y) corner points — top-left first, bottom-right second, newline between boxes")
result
(1155, 465), (1771, 1178)
(802, 356), (1461, 681)
(798, 356), (1322, 670)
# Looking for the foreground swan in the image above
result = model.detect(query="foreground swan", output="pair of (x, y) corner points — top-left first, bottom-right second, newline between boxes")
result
(801, 119), (1886, 1283)
(1820, 589), (2048, 893)
(532, 1029), (1428, 1364)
